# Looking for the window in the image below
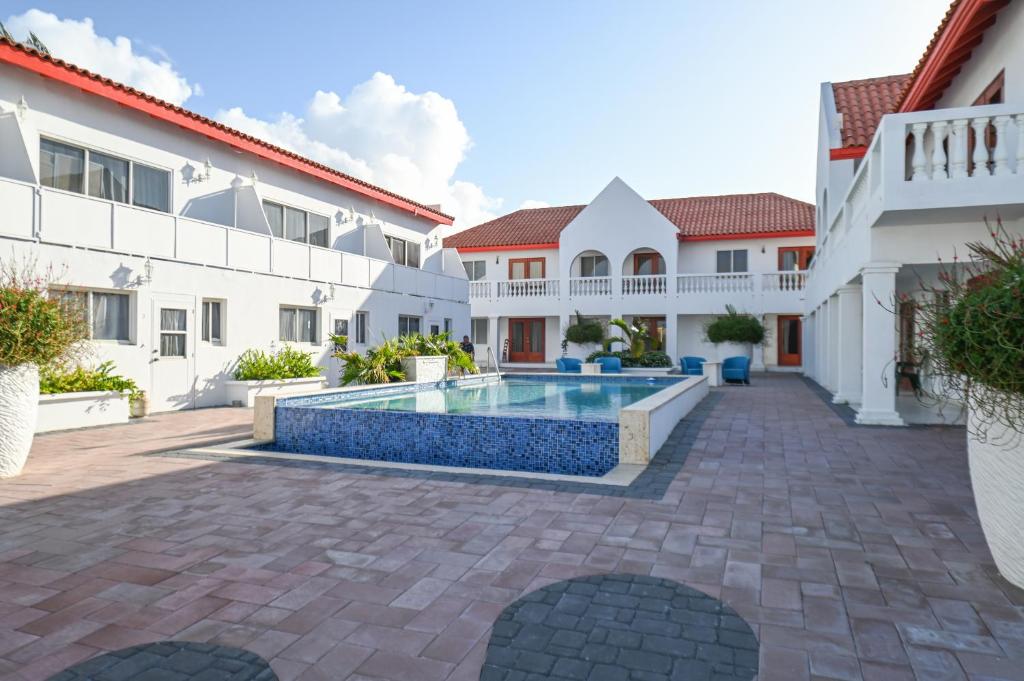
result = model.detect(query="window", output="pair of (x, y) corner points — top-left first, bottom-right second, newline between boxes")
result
(778, 246), (815, 271)
(39, 138), (170, 212)
(444, 318), (452, 334)
(430, 323), (440, 336)
(201, 300), (223, 343)
(385, 235), (421, 268)
(398, 315), (421, 336)
(279, 306), (318, 343)
(973, 70), (1005, 106)
(333, 318), (349, 350)
(262, 200), (330, 246)
(509, 257), (545, 279)
(53, 288), (130, 341)
(40, 139), (84, 193)
(463, 260), (486, 281)
(160, 308), (187, 357)
(579, 254), (609, 277)
(716, 249), (748, 273)
(471, 318), (488, 345)
(354, 311), (368, 344)
(632, 252), (663, 275)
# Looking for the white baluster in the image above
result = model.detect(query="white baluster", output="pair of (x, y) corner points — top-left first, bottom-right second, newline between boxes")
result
(992, 115), (1011, 176)
(930, 121), (949, 179)
(949, 119), (969, 179)
(970, 117), (991, 177)
(910, 122), (930, 181)
(1015, 114), (1024, 175)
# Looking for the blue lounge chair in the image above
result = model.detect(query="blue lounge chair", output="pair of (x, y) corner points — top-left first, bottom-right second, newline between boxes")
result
(722, 356), (750, 384)
(556, 357), (582, 373)
(680, 356), (706, 376)
(595, 356), (622, 374)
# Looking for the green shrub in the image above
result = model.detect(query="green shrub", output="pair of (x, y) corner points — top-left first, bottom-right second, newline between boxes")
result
(233, 346), (323, 381)
(704, 306), (765, 344)
(39, 361), (142, 402)
(335, 332), (477, 385)
(0, 260), (87, 366)
(584, 350), (672, 368)
(564, 312), (605, 345)
(910, 219), (1024, 439)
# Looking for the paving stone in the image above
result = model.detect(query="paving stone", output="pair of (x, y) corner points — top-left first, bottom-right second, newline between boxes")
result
(45, 641), (276, 680)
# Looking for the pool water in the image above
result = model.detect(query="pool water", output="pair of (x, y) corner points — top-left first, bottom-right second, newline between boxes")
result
(314, 377), (668, 421)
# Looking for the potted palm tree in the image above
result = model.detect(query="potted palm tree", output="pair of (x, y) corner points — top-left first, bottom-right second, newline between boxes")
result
(906, 220), (1023, 588)
(704, 305), (765, 360)
(0, 260), (86, 477)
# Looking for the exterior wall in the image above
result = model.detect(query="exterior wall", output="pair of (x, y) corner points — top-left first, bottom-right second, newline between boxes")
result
(677, 236), (814, 274)
(933, 1), (1024, 109)
(461, 248), (560, 283)
(0, 61), (470, 411)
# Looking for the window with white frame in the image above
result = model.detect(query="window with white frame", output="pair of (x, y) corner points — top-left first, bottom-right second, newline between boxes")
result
(444, 318), (452, 334)
(52, 288), (131, 341)
(579, 254), (609, 277)
(463, 260), (486, 281)
(471, 318), (488, 345)
(159, 308), (188, 357)
(716, 249), (748, 273)
(39, 138), (171, 212)
(262, 200), (329, 247)
(398, 315), (421, 337)
(354, 311), (368, 344)
(201, 300), (223, 344)
(385, 235), (421, 268)
(279, 306), (318, 343)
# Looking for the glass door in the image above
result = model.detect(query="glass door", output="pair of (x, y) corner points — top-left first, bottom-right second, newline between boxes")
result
(777, 315), (802, 366)
(508, 318), (545, 362)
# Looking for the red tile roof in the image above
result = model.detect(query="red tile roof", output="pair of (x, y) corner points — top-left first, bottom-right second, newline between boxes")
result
(0, 37), (453, 225)
(444, 193), (814, 249)
(831, 74), (911, 148)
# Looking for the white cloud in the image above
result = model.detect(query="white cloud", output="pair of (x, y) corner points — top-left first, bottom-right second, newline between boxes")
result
(4, 9), (196, 105)
(217, 73), (500, 227)
(518, 199), (551, 210)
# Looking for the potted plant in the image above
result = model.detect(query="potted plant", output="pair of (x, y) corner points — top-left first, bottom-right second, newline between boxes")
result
(905, 220), (1024, 588)
(37, 361), (142, 431)
(563, 311), (606, 357)
(0, 260), (87, 477)
(603, 318), (653, 359)
(225, 346), (326, 407)
(704, 305), (765, 360)
(335, 332), (477, 385)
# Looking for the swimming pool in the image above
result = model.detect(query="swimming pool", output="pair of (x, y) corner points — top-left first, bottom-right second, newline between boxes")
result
(258, 374), (707, 478)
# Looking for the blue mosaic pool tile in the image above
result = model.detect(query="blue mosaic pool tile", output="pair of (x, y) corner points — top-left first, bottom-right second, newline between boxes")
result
(271, 406), (620, 477)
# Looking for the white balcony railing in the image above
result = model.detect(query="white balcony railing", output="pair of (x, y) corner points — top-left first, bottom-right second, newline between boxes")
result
(676, 273), (753, 294)
(761, 271), (806, 292)
(622, 274), (667, 295)
(908, 112), (1024, 182)
(569, 276), (612, 296)
(469, 280), (492, 298)
(497, 278), (559, 298)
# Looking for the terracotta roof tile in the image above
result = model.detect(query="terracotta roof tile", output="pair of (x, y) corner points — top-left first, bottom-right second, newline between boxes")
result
(831, 74), (912, 148)
(444, 193), (814, 249)
(0, 37), (453, 224)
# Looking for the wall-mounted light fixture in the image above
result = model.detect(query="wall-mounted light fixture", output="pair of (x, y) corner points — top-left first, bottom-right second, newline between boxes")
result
(182, 158), (212, 185)
(142, 257), (154, 285)
(15, 95), (28, 121)
(761, 245), (766, 254)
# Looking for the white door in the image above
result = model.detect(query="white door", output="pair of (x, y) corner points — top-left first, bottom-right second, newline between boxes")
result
(150, 294), (196, 411)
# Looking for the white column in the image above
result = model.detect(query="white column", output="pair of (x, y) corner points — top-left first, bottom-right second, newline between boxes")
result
(802, 314), (814, 378)
(665, 314), (678, 364)
(827, 294), (840, 394)
(856, 263), (905, 425)
(558, 313), (571, 357)
(488, 316), (500, 363)
(815, 306), (826, 383)
(833, 285), (863, 405)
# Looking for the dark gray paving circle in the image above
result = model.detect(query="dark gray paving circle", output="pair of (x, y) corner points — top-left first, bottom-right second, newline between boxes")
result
(481, 573), (758, 681)
(46, 641), (277, 681)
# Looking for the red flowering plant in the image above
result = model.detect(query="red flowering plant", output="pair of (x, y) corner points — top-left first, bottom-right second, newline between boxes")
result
(908, 218), (1024, 443)
(0, 257), (87, 367)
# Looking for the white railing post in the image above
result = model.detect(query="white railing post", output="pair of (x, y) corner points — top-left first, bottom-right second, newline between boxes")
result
(1015, 114), (1024, 175)
(970, 117), (991, 177)
(992, 115), (1012, 176)
(949, 119), (970, 179)
(910, 122), (930, 181)
(930, 121), (948, 179)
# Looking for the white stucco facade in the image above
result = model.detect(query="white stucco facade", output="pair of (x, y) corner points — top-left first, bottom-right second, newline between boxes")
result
(457, 178), (815, 370)
(0, 55), (469, 412)
(805, 0), (1024, 425)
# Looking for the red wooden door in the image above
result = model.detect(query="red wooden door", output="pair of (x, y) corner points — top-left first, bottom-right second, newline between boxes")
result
(777, 316), (802, 366)
(508, 318), (545, 362)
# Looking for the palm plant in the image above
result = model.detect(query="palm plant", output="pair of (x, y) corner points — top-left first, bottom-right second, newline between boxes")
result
(335, 332), (477, 385)
(603, 319), (652, 359)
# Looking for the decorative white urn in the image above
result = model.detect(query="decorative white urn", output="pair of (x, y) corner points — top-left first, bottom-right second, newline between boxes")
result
(0, 363), (40, 478)
(968, 407), (1024, 589)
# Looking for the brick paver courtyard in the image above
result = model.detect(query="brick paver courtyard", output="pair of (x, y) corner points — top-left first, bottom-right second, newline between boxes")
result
(0, 374), (1021, 680)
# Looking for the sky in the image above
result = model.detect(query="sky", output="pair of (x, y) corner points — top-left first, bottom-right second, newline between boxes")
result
(3, 1), (952, 229)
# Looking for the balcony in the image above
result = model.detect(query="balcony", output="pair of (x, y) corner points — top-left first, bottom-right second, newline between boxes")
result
(468, 271), (805, 314)
(0, 177), (469, 303)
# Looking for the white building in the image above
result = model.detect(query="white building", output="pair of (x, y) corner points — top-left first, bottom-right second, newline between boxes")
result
(446, 177), (815, 370)
(0, 37), (469, 411)
(805, 0), (1024, 425)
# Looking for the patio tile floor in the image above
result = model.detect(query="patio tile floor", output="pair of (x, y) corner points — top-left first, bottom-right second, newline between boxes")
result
(0, 374), (1020, 680)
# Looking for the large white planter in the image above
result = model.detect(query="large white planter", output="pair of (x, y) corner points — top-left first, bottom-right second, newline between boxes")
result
(968, 407), (1024, 589)
(714, 341), (752, 361)
(401, 355), (448, 383)
(0, 363), (39, 478)
(37, 391), (131, 433)
(225, 376), (327, 408)
(621, 367), (674, 375)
